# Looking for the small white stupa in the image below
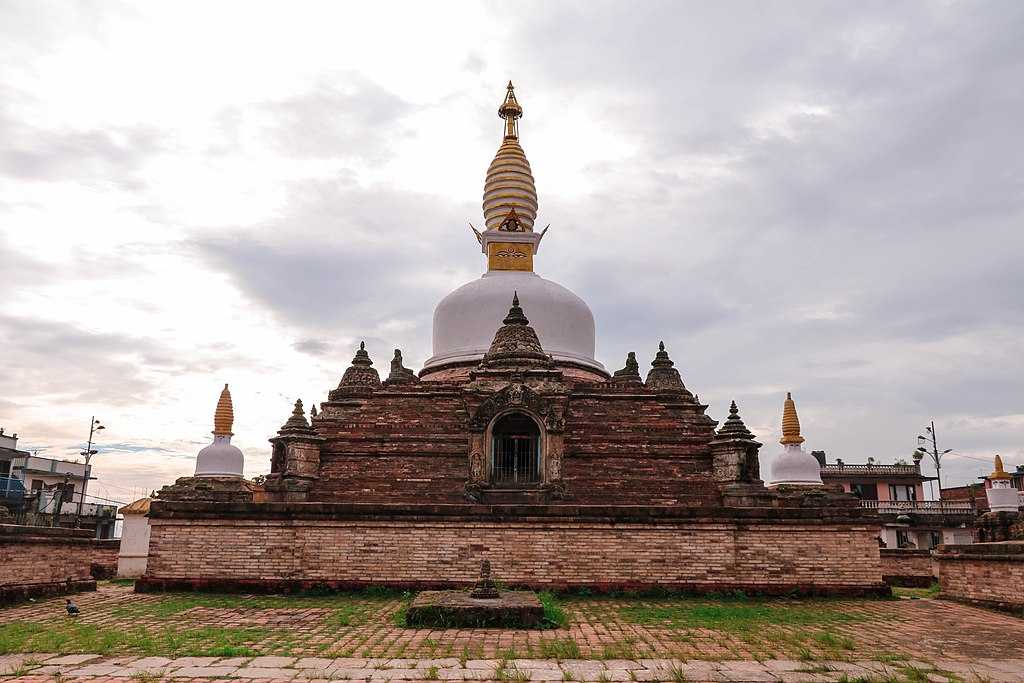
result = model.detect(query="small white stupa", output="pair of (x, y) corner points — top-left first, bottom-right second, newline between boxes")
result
(194, 384), (244, 478)
(768, 392), (823, 487)
(985, 454), (1020, 513)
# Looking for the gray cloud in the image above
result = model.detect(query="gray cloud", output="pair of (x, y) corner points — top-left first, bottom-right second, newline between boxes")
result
(261, 77), (412, 162)
(0, 87), (164, 188)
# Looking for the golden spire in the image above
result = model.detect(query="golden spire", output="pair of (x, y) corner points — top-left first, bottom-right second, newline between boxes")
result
(213, 383), (234, 436)
(780, 391), (805, 445)
(990, 454), (1012, 480)
(498, 81), (523, 140)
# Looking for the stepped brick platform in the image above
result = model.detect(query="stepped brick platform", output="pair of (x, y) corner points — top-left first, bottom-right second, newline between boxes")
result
(138, 500), (886, 595)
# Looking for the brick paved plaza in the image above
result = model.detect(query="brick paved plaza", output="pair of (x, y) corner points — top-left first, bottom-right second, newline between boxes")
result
(1, 584), (1023, 681)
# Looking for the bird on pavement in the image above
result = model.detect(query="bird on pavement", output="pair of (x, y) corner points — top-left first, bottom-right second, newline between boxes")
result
(65, 599), (80, 616)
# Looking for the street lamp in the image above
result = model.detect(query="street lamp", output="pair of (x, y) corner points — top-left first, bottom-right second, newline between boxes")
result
(915, 421), (952, 501)
(74, 417), (104, 528)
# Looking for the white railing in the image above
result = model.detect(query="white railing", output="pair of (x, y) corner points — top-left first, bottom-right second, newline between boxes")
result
(860, 500), (975, 514)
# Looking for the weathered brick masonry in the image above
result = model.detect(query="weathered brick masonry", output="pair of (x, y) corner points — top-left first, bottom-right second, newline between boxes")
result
(936, 542), (1024, 613)
(0, 524), (104, 604)
(879, 548), (934, 587)
(139, 502), (886, 595)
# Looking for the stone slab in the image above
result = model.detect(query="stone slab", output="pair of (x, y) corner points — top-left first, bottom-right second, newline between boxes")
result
(171, 665), (242, 677)
(405, 590), (545, 629)
(235, 666), (299, 678)
(43, 654), (102, 665)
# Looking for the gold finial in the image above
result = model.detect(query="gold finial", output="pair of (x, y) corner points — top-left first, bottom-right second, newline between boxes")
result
(990, 454), (1012, 480)
(780, 391), (805, 445)
(213, 383), (234, 436)
(498, 81), (523, 140)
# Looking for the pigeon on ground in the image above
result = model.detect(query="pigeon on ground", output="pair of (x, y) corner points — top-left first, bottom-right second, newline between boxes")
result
(65, 599), (79, 616)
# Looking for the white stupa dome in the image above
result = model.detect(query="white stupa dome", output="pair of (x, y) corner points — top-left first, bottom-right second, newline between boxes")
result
(194, 384), (244, 478)
(195, 435), (244, 478)
(424, 270), (602, 373)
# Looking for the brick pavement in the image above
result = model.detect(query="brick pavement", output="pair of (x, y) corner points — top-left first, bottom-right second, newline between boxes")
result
(1, 653), (1022, 682)
(1, 585), (1023, 680)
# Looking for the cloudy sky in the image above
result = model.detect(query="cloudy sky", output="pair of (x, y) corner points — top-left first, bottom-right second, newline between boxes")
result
(1, 1), (1022, 505)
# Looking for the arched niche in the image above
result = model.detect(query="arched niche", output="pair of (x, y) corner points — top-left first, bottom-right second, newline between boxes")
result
(488, 411), (543, 487)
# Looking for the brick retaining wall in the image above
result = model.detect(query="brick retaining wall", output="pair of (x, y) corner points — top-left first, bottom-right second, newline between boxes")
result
(879, 548), (934, 587)
(935, 541), (1024, 613)
(0, 525), (101, 604)
(139, 502), (887, 596)
(90, 539), (121, 580)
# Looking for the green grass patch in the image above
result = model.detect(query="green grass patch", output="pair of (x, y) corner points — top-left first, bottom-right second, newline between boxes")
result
(538, 637), (580, 659)
(539, 591), (568, 628)
(0, 620), (268, 656)
(891, 583), (940, 599)
(620, 598), (861, 633)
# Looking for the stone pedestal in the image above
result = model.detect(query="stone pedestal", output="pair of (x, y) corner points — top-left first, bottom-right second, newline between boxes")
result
(405, 590), (545, 628)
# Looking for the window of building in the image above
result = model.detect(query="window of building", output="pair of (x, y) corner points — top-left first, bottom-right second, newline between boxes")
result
(851, 482), (878, 500)
(929, 531), (941, 549)
(896, 529), (913, 548)
(889, 484), (916, 501)
(31, 479), (43, 491)
(491, 413), (541, 486)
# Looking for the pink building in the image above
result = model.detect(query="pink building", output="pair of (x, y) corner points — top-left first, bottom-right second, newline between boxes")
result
(818, 452), (975, 548)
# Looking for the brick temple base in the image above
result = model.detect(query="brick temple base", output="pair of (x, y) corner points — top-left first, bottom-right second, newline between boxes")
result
(137, 502), (888, 596)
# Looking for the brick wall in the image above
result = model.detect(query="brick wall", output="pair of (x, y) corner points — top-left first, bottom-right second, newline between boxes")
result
(0, 524), (101, 604)
(139, 502), (886, 596)
(311, 387), (722, 506)
(936, 542), (1024, 612)
(879, 548), (934, 587)
(90, 539), (120, 580)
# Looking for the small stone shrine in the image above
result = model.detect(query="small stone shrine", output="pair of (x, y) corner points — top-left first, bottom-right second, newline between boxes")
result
(141, 83), (886, 597)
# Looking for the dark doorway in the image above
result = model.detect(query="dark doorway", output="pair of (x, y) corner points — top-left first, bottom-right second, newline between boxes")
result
(491, 413), (540, 486)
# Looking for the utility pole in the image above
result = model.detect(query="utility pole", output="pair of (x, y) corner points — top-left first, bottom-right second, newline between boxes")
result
(74, 416), (104, 528)
(916, 420), (952, 501)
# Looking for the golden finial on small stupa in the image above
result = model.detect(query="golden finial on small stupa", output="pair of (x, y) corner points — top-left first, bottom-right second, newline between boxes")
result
(780, 391), (805, 445)
(990, 454), (1012, 480)
(499, 81), (523, 140)
(213, 383), (234, 436)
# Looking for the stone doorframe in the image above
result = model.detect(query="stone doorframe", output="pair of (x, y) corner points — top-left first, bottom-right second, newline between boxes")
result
(464, 383), (567, 501)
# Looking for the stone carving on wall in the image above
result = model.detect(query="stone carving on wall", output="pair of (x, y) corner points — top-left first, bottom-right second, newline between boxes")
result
(470, 450), (485, 482)
(547, 446), (562, 481)
(468, 383), (564, 433)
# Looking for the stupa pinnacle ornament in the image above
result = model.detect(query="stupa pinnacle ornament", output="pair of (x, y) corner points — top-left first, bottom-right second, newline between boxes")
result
(330, 342), (383, 398)
(194, 384), (245, 478)
(768, 392), (823, 487)
(481, 82), (540, 271)
(780, 392), (805, 445)
(477, 293), (554, 370)
(213, 384), (233, 436)
(644, 342), (692, 396)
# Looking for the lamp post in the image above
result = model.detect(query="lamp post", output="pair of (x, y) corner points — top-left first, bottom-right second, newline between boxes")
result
(916, 421), (952, 501)
(74, 416), (104, 528)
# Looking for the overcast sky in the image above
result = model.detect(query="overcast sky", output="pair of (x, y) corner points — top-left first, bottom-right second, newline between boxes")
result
(1, 1), (1022, 504)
